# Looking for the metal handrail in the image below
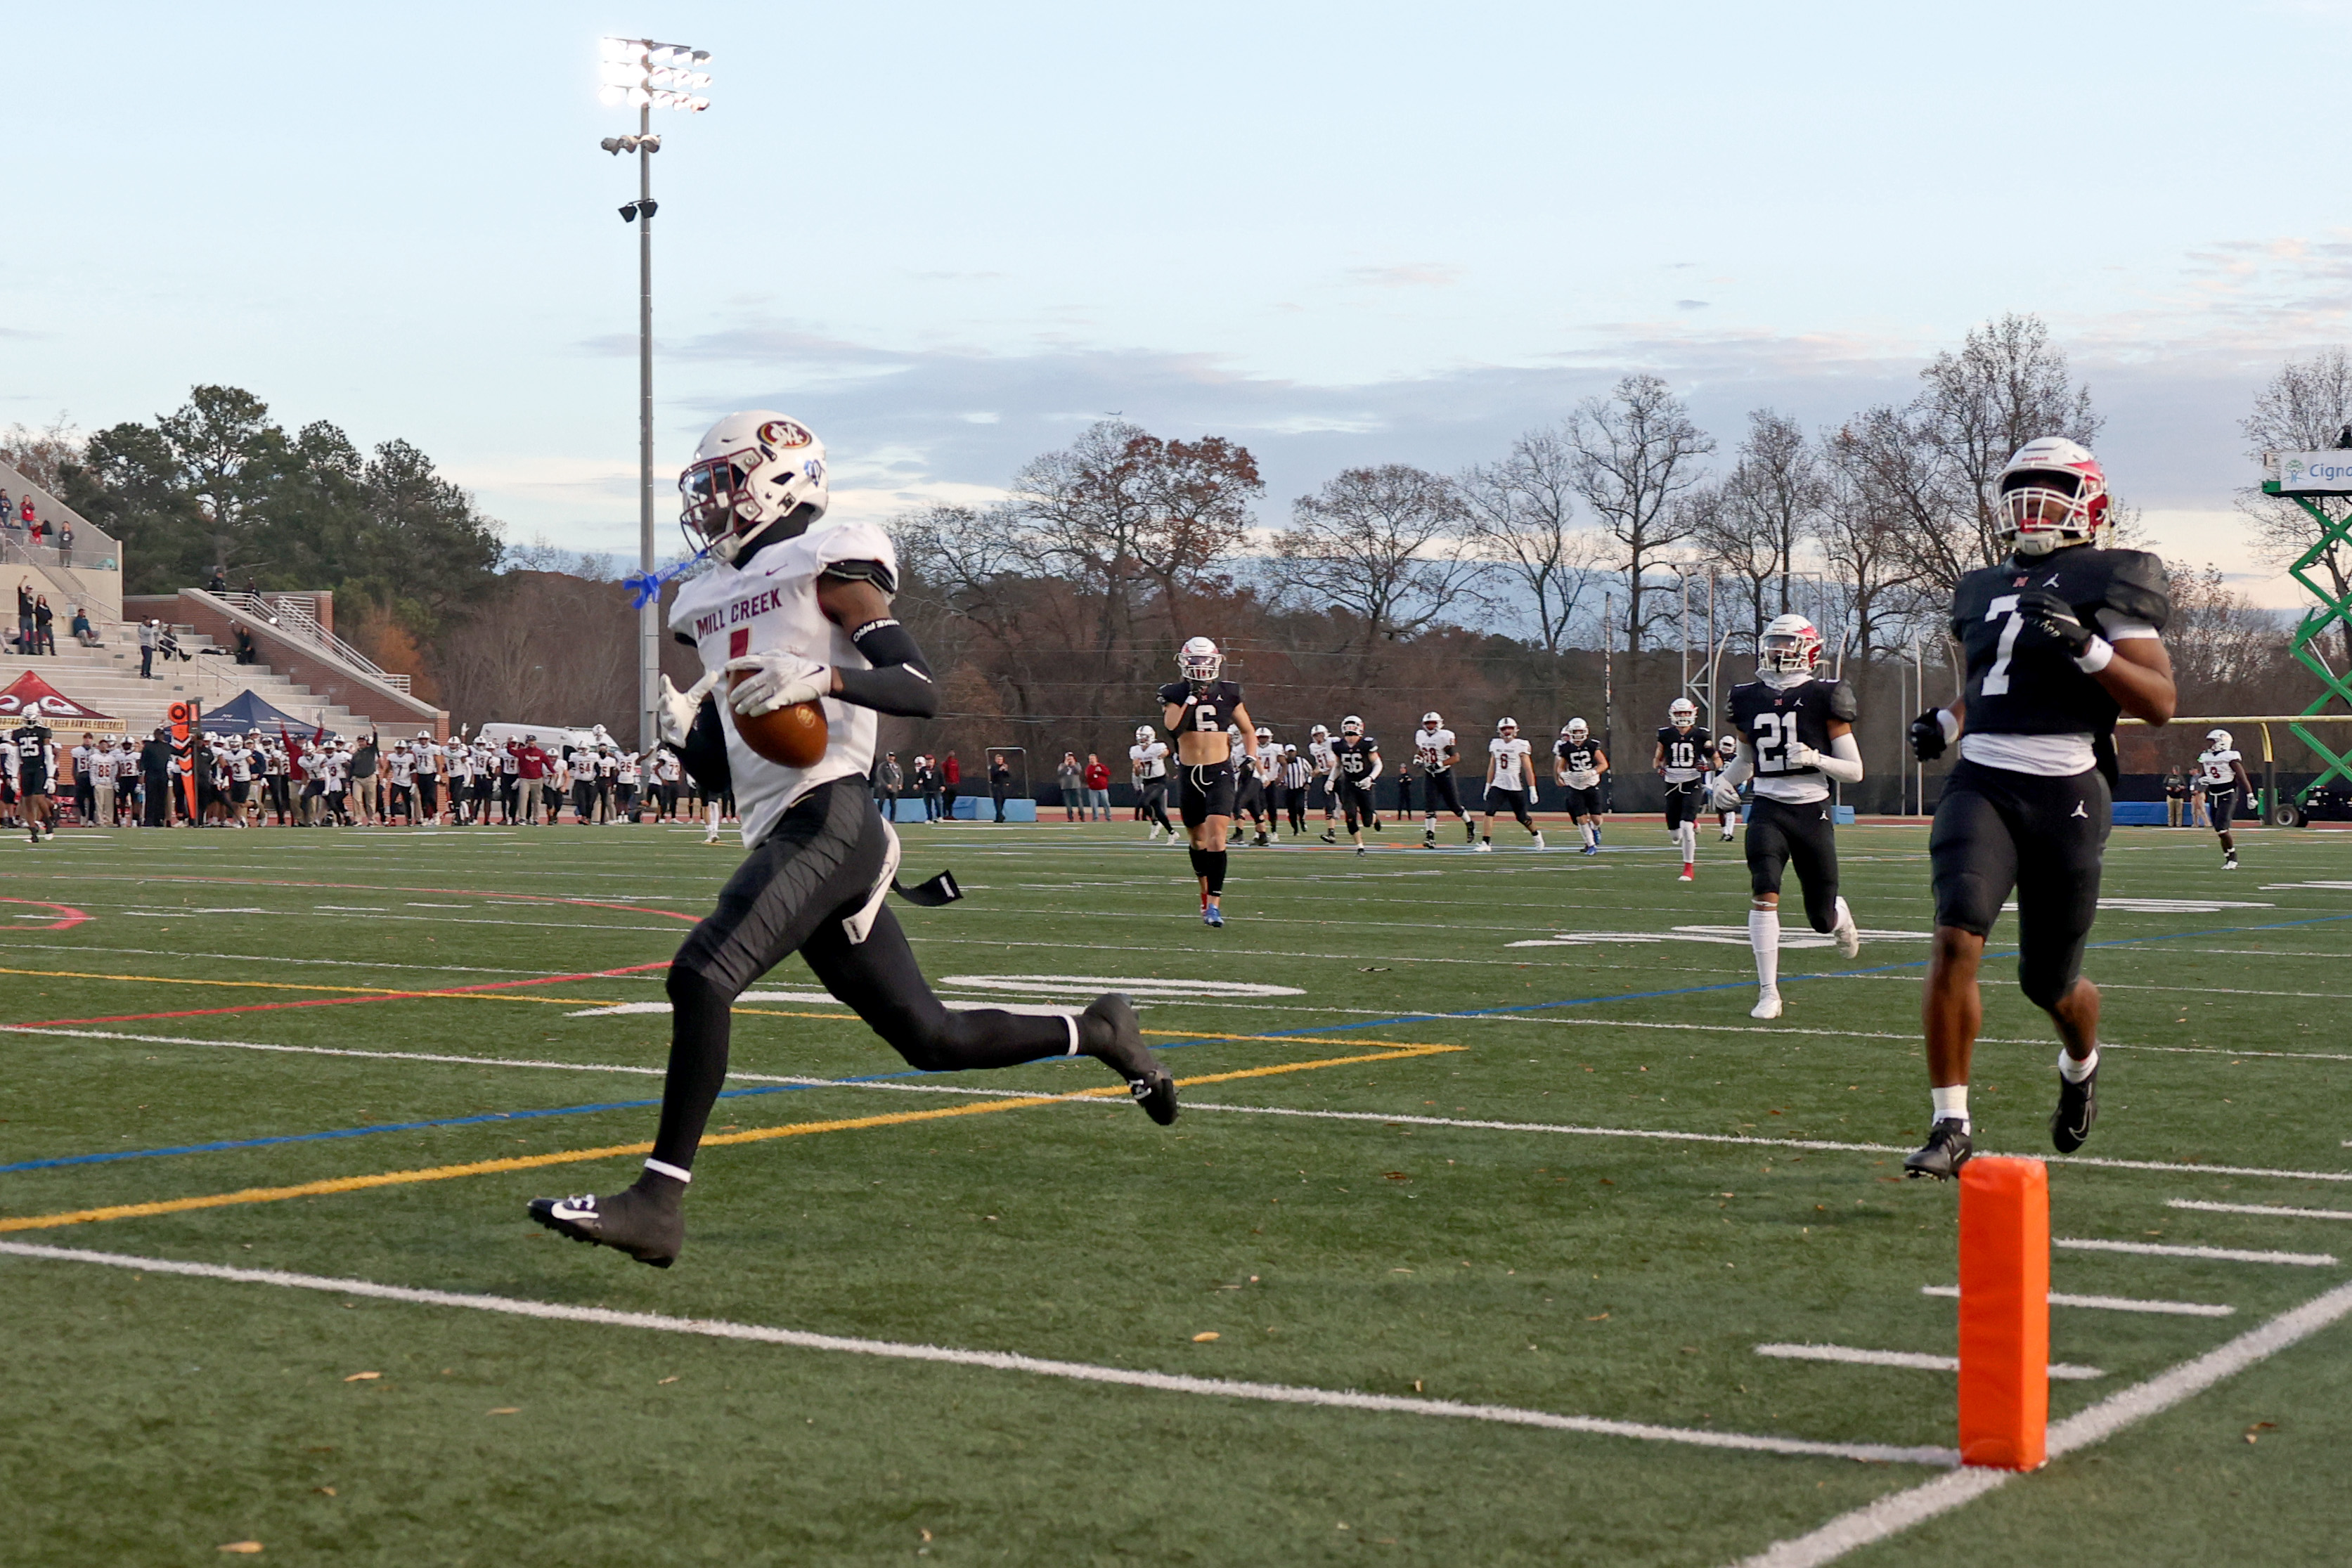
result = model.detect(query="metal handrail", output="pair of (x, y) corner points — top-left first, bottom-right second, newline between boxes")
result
(212, 590), (413, 694)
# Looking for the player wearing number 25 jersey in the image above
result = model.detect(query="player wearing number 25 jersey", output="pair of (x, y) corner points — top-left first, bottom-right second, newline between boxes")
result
(1903, 438), (2175, 1181)
(1715, 614), (1863, 1021)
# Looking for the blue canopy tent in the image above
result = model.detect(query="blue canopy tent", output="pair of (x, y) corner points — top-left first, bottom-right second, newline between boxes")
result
(196, 689), (330, 739)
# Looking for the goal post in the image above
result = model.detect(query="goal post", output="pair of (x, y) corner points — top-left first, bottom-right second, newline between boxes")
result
(2118, 713), (2352, 826)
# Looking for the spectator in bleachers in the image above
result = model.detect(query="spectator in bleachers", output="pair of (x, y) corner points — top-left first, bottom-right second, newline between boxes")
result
(33, 594), (55, 654)
(70, 605), (98, 647)
(138, 618), (158, 678)
(207, 565), (228, 594)
(58, 524), (72, 568)
(14, 580), (31, 653)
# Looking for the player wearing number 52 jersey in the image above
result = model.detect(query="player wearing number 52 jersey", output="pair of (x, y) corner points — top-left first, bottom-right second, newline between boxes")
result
(1903, 438), (2175, 1181)
(1158, 636), (1258, 925)
(1715, 614), (1864, 1021)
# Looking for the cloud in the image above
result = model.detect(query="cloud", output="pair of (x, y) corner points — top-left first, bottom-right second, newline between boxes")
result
(1674, 299), (1711, 311)
(1345, 263), (1464, 289)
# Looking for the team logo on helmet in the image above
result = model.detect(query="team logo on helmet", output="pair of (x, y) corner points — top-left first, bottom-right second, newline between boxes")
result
(758, 418), (815, 451)
(1179, 635), (1223, 685)
(1565, 718), (1589, 740)
(1758, 614), (1824, 675)
(1996, 436), (2109, 558)
(1669, 698), (1698, 727)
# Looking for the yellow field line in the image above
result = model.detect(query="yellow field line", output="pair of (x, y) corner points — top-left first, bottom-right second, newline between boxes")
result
(0, 965), (418, 996)
(0, 1044), (1462, 1234)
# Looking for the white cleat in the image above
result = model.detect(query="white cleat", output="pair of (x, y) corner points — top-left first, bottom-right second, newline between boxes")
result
(1834, 913), (1861, 959)
(1750, 990), (1783, 1020)
(1532, 831), (1546, 850)
(1474, 841), (1493, 853)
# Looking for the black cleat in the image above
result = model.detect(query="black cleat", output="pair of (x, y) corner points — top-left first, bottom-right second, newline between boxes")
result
(1081, 992), (1178, 1125)
(1903, 1118), (1973, 1181)
(2050, 1061), (2098, 1153)
(526, 1182), (683, 1266)
(1319, 829), (1337, 844)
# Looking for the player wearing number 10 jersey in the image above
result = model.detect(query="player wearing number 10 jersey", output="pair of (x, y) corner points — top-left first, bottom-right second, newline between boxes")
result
(1714, 614), (1864, 1020)
(1903, 438), (2174, 1180)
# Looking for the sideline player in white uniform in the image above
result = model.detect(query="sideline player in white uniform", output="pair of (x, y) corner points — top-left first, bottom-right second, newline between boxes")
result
(1653, 697), (1714, 881)
(2195, 729), (2251, 870)
(529, 412), (1179, 1267)
(1714, 733), (1740, 841)
(1414, 712), (1474, 848)
(1130, 725), (1174, 840)
(1309, 724), (1340, 841)
(1479, 718), (1543, 850)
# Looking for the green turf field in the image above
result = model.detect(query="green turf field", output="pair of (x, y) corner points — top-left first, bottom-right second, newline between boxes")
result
(3, 816), (2348, 1566)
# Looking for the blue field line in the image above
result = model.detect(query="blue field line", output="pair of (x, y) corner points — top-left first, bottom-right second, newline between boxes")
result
(12, 909), (2349, 1176)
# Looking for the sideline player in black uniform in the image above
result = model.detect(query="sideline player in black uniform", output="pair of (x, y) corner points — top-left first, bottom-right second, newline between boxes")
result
(1332, 715), (1381, 855)
(1228, 724), (1275, 847)
(1414, 711), (1475, 847)
(1653, 697), (1714, 881)
(2193, 728), (2252, 871)
(1159, 637), (1258, 926)
(526, 410), (1178, 1268)
(1712, 614), (1863, 1019)
(1553, 719), (1608, 853)
(1903, 438), (2173, 1178)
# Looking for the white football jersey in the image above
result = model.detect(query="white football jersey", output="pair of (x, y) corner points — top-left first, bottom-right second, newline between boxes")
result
(1130, 740), (1168, 779)
(1309, 739), (1336, 777)
(1415, 727), (1455, 772)
(2196, 749), (2240, 787)
(413, 741), (440, 775)
(388, 751), (415, 784)
(669, 518), (895, 849)
(1487, 736), (1532, 789)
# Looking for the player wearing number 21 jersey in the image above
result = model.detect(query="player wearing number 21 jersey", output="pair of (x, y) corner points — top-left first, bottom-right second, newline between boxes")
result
(1714, 614), (1864, 1020)
(1902, 439), (2174, 1180)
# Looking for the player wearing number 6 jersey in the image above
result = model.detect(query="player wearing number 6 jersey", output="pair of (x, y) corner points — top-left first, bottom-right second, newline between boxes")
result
(1158, 636), (1258, 924)
(1714, 614), (1863, 1020)
(1902, 438), (2173, 1180)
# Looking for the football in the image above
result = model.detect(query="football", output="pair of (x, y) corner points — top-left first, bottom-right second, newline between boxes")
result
(729, 682), (828, 768)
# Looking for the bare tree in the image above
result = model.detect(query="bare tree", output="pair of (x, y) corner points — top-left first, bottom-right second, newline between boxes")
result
(2239, 346), (2352, 670)
(1566, 374), (1714, 651)
(1817, 425), (1928, 661)
(1458, 427), (1611, 654)
(0, 416), (82, 495)
(1277, 465), (1478, 649)
(1688, 410), (1826, 645)
(1908, 313), (2101, 588)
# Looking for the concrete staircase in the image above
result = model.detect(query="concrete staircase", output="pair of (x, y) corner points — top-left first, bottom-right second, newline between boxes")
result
(0, 628), (366, 738)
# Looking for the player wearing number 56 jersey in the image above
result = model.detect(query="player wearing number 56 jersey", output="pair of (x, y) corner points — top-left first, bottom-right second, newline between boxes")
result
(1903, 438), (2175, 1181)
(1714, 614), (1864, 1021)
(1158, 637), (1258, 924)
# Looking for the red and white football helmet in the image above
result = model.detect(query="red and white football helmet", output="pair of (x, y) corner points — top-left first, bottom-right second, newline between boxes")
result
(678, 410), (829, 564)
(1995, 436), (2109, 557)
(1179, 636), (1223, 685)
(1758, 614), (1823, 675)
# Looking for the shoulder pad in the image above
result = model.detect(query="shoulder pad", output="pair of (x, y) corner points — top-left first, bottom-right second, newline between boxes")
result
(813, 519), (899, 578)
(1156, 682), (1187, 704)
(817, 556), (898, 595)
(1825, 680), (1859, 723)
(2098, 549), (2170, 630)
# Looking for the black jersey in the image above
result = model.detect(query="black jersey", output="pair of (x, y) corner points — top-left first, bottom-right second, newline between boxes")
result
(1951, 547), (2169, 739)
(1656, 726), (1710, 777)
(11, 725), (51, 791)
(1727, 678), (1856, 779)
(1333, 734), (1380, 784)
(1554, 739), (1603, 778)
(1156, 679), (1246, 742)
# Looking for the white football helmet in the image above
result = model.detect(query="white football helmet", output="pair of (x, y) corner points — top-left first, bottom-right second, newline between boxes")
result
(1179, 635), (1223, 685)
(678, 410), (829, 564)
(1421, 711), (1442, 727)
(1996, 437), (2109, 557)
(1718, 733), (1739, 758)
(1497, 717), (1518, 733)
(1759, 614), (1824, 675)
(1668, 697), (1698, 728)
(2206, 728), (2233, 753)
(1310, 723), (1330, 739)
(1135, 725), (1154, 744)
(1340, 715), (1364, 736)
(1565, 718), (1589, 742)
(1255, 726), (1272, 741)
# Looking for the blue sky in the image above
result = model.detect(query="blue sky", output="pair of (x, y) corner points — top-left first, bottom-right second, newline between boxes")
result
(10, 1), (2351, 601)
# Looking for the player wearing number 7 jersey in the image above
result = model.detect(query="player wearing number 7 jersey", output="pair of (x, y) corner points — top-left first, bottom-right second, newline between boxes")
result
(1714, 614), (1864, 1020)
(1901, 437), (2173, 1180)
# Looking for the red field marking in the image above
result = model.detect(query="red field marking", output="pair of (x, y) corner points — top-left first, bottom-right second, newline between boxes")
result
(22, 874), (702, 925)
(10, 961), (673, 1030)
(0, 899), (89, 932)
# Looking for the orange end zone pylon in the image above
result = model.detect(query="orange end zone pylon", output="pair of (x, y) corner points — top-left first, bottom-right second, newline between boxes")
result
(1957, 1155), (2050, 1469)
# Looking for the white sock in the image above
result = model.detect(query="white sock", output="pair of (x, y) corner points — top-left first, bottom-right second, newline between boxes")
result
(1424, 815), (1435, 832)
(1583, 822), (1598, 848)
(2060, 1047), (2098, 1082)
(1931, 1085), (1970, 1129)
(1748, 907), (1780, 990)
(1679, 822), (1697, 862)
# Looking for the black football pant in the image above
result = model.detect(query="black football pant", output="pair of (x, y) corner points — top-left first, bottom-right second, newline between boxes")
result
(1139, 778), (1172, 831)
(1930, 759), (2108, 1011)
(1343, 782), (1378, 832)
(1745, 796), (1842, 933)
(653, 781), (1073, 1173)
(1663, 780), (1704, 831)
(1423, 771), (1463, 818)
(1279, 784), (1306, 834)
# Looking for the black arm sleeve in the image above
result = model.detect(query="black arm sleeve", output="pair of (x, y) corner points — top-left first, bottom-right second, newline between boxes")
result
(680, 696), (730, 797)
(832, 616), (937, 718)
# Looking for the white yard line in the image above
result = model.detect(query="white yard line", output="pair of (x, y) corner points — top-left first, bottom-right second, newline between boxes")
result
(0, 1240), (1956, 1468)
(1732, 1274), (2352, 1567)
(1920, 1286), (2233, 1318)
(2167, 1199), (2352, 1222)
(2053, 1238), (2336, 1266)
(1753, 1344), (2103, 1380)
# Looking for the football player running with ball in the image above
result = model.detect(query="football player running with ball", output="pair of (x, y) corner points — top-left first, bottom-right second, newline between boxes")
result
(1414, 711), (1475, 848)
(1903, 439), (2173, 1179)
(1654, 697), (1714, 881)
(528, 413), (1178, 1267)
(1159, 637), (1259, 925)
(1713, 614), (1865, 1020)
(2194, 728), (2251, 871)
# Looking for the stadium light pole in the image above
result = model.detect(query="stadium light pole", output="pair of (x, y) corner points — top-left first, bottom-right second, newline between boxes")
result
(598, 37), (713, 756)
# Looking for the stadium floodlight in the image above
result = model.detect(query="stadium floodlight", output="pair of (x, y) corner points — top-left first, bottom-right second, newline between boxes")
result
(597, 36), (715, 756)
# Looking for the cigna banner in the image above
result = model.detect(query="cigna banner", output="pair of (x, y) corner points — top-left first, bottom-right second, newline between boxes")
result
(2266, 452), (2352, 493)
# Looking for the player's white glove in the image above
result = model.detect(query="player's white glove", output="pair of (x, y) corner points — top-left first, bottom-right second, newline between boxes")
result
(1710, 779), (1744, 812)
(1785, 741), (1820, 769)
(723, 653), (830, 717)
(656, 672), (719, 747)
